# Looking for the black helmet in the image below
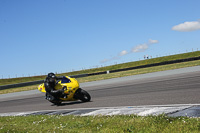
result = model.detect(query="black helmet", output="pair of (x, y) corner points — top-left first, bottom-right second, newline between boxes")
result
(47, 72), (56, 83)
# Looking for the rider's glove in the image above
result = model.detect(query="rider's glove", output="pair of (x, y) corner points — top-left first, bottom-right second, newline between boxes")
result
(57, 89), (64, 95)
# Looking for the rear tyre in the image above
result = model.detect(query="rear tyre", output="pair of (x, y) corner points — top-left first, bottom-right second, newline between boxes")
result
(53, 101), (62, 105)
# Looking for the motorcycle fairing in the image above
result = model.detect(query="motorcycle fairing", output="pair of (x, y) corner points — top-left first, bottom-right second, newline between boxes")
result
(38, 76), (80, 101)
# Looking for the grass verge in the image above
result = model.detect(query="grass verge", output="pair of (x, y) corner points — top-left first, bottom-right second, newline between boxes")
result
(1, 51), (200, 86)
(0, 60), (200, 94)
(0, 115), (199, 132)
(77, 60), (200, 83)
(0, 85), (39, 95)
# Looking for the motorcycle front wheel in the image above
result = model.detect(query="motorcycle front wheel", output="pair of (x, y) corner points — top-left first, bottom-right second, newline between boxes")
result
(75, 88), (91, 102)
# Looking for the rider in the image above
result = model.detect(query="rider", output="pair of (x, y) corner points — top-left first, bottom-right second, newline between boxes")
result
(44, 72), (65, 102)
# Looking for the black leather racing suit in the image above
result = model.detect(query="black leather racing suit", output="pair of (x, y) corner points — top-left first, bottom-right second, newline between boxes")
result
(44, 76), (63, 102)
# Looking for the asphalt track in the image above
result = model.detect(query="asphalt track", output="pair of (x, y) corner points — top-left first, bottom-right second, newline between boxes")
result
(0, 66), (200, 115)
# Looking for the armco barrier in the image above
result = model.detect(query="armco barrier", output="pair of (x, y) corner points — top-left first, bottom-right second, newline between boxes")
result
(88, 71), (107, 76)
(0, 74), (89, 90)
(70, 74), (88, 78)
(0, 80), (43, 90)
(0, 56), (200, 90)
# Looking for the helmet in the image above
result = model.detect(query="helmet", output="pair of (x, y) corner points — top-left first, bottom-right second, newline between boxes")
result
(47, 72), (56, 83)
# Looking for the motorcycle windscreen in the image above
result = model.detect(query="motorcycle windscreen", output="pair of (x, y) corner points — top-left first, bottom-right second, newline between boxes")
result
(61, 77), (71, 83)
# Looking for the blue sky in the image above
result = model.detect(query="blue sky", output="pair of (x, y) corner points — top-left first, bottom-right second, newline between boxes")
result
(0, 0), (200, 78)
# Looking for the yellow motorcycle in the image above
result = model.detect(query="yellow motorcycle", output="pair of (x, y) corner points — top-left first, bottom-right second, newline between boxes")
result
(38, 76), (91, 105)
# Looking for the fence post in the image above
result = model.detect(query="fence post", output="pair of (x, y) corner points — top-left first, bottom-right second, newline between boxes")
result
(107, 70), (110, 74)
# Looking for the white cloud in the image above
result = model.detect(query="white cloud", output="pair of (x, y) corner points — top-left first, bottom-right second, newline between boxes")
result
(100, 56), (120, 63)
(100, 39), (159, 63)
(172, 20), (200, 32)
(131, 39), (158, 53)
(148, 39), (159, 44)
(119, 50), (128, 56)
(100, 59), (109, 63)
(132, 43), (148, 53)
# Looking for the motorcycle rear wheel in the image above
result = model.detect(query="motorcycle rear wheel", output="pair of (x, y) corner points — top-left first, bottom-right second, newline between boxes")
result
(51, 101), (62, 105)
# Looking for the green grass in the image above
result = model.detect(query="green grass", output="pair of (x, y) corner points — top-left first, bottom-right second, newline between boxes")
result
(0, 114), (199, 132)
(77, 59), (200, 83)
(1, 51), (200, 86)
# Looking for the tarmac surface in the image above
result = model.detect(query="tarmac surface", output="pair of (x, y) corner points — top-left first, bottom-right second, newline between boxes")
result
(0, 66), (200, 117)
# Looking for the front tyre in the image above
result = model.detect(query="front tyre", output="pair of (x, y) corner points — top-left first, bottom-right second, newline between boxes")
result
(80, 89), (91, 102)
(75, 88), (91, 102)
